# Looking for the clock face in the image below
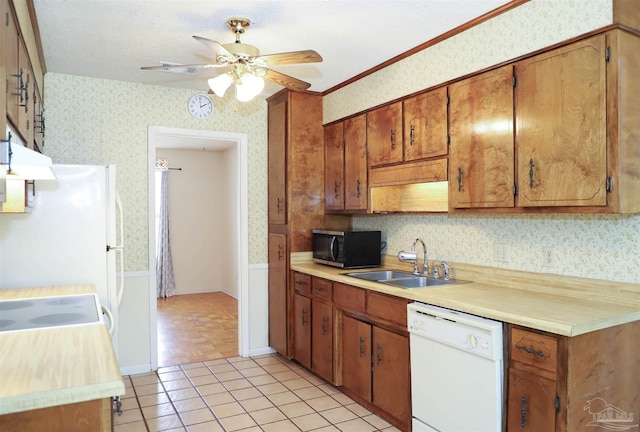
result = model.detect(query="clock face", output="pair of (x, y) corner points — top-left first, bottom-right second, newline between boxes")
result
(188, 94), (214, 119)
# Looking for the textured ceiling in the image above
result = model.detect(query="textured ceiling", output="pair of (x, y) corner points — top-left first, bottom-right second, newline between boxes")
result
(32, 0), (513, 99)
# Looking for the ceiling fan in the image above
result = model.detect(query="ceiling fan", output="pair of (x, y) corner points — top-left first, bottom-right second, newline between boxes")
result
(141, 17), (323, 101)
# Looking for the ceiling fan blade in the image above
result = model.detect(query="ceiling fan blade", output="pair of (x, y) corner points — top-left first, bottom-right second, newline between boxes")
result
(263, 68), (311, 92)
(193, 35), (235, 61)
(140, 63), (224, 71)
(255, 50), (322, 66)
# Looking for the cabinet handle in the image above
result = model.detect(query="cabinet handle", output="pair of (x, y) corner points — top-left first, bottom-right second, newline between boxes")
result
(20, 82), (29, 113)
(277, 244), (284, 260)
(321, 316), (328, 335)
(276, 197), (283, 213)
(390, 129), (396, 150)
(457, 167), (464, 192)
(520, 396), (527, 429)
(376, 343), (382, 365)
(301, 309), (307, 325)
(334, 182), (339, 199)
(409, 124), (415, 145)
(113, 396), (122, 416)
(356, 179), (361, 197)
(515, 343), (545, 358)
(359, 336), (364, 357)
(529, 159), (535, 188)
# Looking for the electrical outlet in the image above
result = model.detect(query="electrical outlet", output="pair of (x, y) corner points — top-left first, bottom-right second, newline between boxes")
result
(493, 243), (508, 263)
(543, 247), (555, 268)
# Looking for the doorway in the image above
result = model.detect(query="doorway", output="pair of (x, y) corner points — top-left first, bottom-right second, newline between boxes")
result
(147, 126), (249, 371)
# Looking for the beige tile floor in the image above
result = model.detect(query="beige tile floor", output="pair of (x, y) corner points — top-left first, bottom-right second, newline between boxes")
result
(116, 354), (400, 432)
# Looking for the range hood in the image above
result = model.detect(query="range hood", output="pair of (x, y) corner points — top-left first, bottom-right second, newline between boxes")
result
(1, 129), (55, 181)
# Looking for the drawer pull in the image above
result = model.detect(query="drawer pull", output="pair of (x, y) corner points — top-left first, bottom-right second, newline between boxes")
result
(376, 343), (382, 365)
(515, 343), (545, 358)
(321, 316), (328, 335)
(520, 396), (527, 428)
(359, 336), (364, 357)
(301, 309), (307, 325)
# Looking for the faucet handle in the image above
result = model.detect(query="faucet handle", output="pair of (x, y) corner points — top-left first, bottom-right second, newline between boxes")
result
(440, 261), (450, 280)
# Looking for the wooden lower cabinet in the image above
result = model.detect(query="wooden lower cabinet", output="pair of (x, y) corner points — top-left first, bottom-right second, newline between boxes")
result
(508, 368), (558, 431)
(311, 300), (333, 382)
(341, 314), (410, 430)
(293, 293), (311, 369)
(268, 233), (288, 356)
(506, 322), (640, 431)
(341, 314), (372, 402)
(0, 398), (113, 432)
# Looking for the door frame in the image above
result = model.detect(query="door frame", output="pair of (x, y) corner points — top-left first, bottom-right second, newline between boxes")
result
(147, 126), (249, 370)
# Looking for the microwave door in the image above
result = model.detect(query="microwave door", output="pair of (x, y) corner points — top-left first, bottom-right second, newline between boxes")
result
(329, 236), (338, 262)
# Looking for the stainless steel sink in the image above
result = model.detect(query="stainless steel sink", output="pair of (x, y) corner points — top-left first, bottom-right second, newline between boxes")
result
(343, 270), (414, 281)
(343, 269), (466, 289)
(379, 277), (457, 288)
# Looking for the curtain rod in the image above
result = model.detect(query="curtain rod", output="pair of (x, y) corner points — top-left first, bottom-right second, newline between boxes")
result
(168, 167), (182, 171)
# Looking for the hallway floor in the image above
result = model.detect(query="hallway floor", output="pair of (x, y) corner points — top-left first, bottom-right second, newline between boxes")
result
(157, 292), (238, 366)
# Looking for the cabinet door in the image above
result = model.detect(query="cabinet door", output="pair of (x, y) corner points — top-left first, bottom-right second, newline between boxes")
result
(293, 294), (311, 369)
(507, 368), (557, 432)
(372, 327), (410, 427)
(311, 300), (333, 382)
(449, 65), (515, 209)
(5, 3), (20, 128)
(403, 87), (448, 162)
(324, 122), (344, 211)
(267, 233), (288, 356)
(17, 41), (32, 145)
(268, 99), (287, 224)
(33, 81), (44, 151)
(341, 315), (372, 402)
(367, 102), (403, 167)
(516, 35), (606, 207)
(344, 114), (368, 210)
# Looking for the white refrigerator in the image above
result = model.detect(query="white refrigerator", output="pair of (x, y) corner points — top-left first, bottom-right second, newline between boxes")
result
(0, 164), (124, 355)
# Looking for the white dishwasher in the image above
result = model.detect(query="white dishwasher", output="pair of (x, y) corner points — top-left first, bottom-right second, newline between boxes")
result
(408, 302), (503, 432)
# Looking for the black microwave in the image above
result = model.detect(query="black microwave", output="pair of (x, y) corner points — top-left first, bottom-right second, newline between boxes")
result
(312, 229), (381, 269)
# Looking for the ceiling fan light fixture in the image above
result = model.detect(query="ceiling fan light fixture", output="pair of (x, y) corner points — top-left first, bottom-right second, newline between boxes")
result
(208, 73), (233, 97)
(235, 73), (265, 102)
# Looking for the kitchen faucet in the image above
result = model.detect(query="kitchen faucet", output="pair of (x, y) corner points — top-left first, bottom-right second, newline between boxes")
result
(398, 238), (429, 276)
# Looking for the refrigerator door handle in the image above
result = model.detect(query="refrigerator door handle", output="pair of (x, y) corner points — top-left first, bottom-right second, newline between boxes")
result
(114, 191), (125, 307)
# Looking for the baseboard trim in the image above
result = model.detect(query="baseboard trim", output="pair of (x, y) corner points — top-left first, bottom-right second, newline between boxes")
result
(247, 347), (276, 357)
(120, 363), (153, 376)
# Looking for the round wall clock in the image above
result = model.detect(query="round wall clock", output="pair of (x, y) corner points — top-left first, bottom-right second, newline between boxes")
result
(188, 94), (214, 119)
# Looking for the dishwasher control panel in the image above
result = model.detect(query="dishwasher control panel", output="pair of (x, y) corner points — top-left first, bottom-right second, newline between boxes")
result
(408, 302), (503, 361)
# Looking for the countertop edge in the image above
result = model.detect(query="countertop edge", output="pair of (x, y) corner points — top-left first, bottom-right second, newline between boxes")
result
(0, 380), (125, 416)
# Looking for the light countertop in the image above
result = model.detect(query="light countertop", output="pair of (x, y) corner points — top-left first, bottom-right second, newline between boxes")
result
(291, 254), (640, 336)
(0, 285), (125, 415)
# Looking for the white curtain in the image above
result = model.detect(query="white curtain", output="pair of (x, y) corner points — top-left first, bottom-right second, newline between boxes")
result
(156, 158), (177, 298)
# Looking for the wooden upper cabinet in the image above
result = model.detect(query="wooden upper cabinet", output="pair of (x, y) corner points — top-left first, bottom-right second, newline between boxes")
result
(268, 99), (287, 224)
(344, 114), (368, 211)
(367, 102), (403, 167)
(516, 35), (607, 208)
(449, 65), (515, 209)
(403, 87), (448, 162)
(324, 122), (344, 211)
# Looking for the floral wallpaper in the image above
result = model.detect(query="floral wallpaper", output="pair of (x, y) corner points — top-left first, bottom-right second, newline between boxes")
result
(41, 0), (640, 284)
(43, 74), (267, 271)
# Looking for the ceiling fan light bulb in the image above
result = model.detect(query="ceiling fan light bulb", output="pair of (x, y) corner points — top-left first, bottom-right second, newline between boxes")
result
(235, 73), (265, 102)
(208, 73), (233, 98)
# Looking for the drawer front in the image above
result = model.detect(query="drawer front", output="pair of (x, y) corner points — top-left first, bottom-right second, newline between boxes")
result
(366, 291), (409, 327)
(293, 272), (312, 296)
(312, 277), (333, 301)
(510, 327), (558, 373)
(333, 283), (365, 313)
